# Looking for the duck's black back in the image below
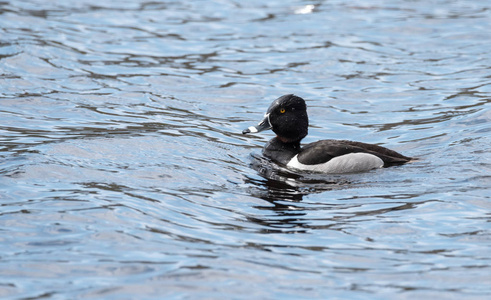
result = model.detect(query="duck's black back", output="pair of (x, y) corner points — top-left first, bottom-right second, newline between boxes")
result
(299, 140), (412, 167)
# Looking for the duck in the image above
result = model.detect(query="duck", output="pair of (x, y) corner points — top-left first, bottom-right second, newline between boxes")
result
(242, 94), (412, 173)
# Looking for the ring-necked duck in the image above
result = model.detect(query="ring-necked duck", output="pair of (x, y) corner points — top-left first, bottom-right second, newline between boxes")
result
(243, 94), (412, 173)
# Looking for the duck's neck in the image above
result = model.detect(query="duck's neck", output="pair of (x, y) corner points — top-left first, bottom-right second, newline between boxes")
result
(263, 137), (302, 166)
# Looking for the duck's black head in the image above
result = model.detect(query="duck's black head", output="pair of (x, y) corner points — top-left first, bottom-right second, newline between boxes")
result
(243, 94), (308, 143)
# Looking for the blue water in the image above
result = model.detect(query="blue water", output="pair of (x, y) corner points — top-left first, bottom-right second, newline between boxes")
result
(1, 0), (490, 299)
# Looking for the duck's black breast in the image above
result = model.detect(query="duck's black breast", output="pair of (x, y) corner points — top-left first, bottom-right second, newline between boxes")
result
(297, 140), (411, 167)
(262, 137), (301, 165)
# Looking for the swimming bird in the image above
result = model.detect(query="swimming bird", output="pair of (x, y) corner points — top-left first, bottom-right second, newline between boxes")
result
(243, 94), (412, 173)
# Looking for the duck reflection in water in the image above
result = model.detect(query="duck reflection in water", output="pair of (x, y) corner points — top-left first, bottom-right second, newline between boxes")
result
(243, 154), (349, 233)
(244, 156), (420, 235)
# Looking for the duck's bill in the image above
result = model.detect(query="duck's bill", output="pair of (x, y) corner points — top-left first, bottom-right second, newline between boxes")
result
(242, 114), (271, 134)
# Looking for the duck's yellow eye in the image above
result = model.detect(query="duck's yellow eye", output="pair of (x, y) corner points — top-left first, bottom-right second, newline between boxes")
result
(280, 108), (286, 113)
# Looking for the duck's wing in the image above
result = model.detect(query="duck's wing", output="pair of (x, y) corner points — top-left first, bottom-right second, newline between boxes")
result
(298, 140), (412, 167)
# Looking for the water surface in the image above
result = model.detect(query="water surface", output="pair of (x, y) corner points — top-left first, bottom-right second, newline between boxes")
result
(1, 0), (490, 299)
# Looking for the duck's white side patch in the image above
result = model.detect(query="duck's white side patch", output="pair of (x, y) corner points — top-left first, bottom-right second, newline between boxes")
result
(287, 153), (384, 173)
